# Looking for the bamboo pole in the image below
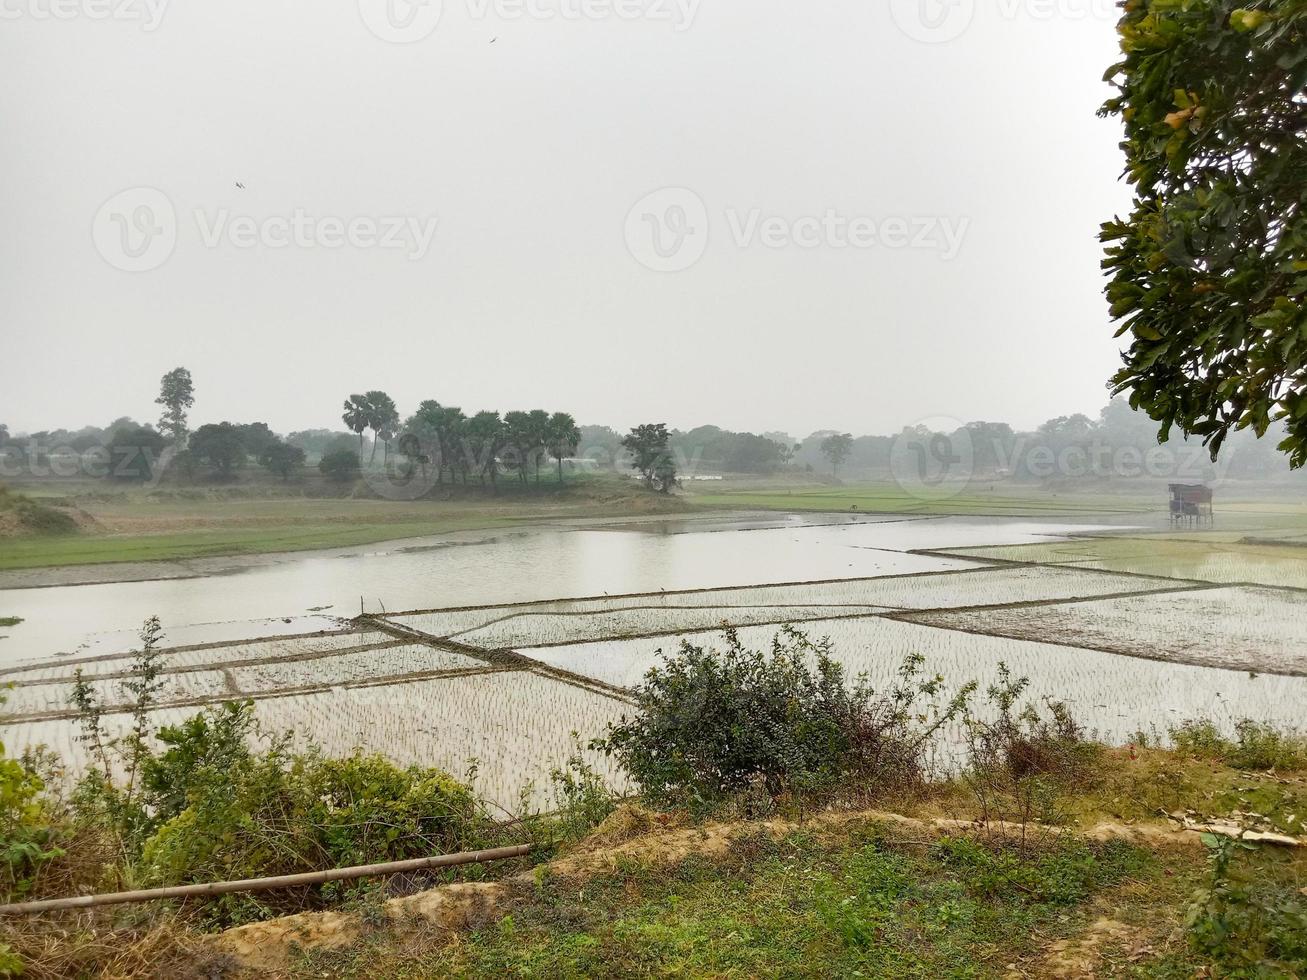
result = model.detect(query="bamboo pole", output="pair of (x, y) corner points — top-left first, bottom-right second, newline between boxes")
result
(0, 843), (535, 916)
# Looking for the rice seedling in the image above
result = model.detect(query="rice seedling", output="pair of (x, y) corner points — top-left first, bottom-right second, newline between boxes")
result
(384, 566), (1179, 646)
(910, 586), (1307, 675)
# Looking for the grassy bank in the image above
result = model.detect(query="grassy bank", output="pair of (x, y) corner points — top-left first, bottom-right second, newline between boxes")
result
(0, 478), (688, 572)
(253, 747), (1307, 978)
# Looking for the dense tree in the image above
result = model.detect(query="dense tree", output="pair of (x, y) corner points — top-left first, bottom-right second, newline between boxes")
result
(820, 433), (853, 476)
(233, 422), (279, 458)
(286, 430), (358, 459)
(401, 402), (470, 484)
(258, 441), (306, 481)
(960, 422), (1017, 476)
(318, 449), (361, 483)
(107, 426), (167, 481)
(547, 412), (581, 483)
(577, 425), (623, 465)
(526, 409), (552, 482)
(622, 423), (677, 492)
(155, 368), (195, 448)
(464, 411), (505, 485)
(1100, 0), (1307, 465)
(502, 411), (535, 484)
(190, 423), (247, 478)
(669, 426), (790, 475)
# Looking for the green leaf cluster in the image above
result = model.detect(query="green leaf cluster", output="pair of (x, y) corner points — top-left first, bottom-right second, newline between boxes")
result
(1100, 0), (1307, 463)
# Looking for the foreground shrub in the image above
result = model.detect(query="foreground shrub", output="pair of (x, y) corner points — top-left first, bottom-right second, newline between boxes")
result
(143, 746), (480, 879)
(1188, 833), (1307, 974)
(595, 627), (972, 810)
(0, 713), (61, 899)
(1171, 718), (1307, 772)
(963, 663), (1101, 830)
(57, 621), (492, 926)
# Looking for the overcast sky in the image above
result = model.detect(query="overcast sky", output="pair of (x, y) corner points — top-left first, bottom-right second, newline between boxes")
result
(1, 0), (1132, 439)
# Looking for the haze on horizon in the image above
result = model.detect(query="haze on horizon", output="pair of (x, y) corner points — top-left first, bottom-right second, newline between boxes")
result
(1, 0), (1131, 438)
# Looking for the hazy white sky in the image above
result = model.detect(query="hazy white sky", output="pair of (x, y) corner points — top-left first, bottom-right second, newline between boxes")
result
(1, 0), (1132, 438)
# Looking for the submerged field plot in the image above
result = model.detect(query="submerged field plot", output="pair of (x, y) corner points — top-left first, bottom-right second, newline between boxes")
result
(3, 526), (1304, 809)
(906, 585), (1307, 676)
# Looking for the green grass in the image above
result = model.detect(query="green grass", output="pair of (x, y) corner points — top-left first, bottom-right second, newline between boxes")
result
(687, 484), (1155, 517)
(297, 828), (1180, 979)
(943, 534), (1307, 589)
(0, 518), (529, 571)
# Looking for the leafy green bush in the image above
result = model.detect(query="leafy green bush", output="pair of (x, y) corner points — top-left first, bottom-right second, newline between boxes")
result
(1187, 833), (1307, 973)
(0, 728), (61, 900)
(1171, 719), (1307, 771)
(543, 738), (616, 842)
(60, 619), (493, 925)
(595, 627), (972, 811)
(318, 449), (361, 483)
(143, 746), (480, 873)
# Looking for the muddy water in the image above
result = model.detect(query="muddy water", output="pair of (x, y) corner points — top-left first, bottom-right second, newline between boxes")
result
(0, 516), (1120, 663)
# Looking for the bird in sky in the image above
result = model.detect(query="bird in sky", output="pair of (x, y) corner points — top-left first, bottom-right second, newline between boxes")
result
(235, 181), (245, 189)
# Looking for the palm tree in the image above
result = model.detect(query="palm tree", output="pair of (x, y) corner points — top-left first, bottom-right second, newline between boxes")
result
(363, 391), (398, 464)
(547, 412), (581, 483)
(342, 395), (370, 454)
(527, 409), (551, 483)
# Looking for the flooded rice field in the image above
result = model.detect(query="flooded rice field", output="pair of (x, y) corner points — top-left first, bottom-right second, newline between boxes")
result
(3, 514), (1305, 808)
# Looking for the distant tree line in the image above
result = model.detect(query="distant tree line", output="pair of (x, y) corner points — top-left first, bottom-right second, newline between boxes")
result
(338, 393), (585, 487)
(5, 371), (1302, 491)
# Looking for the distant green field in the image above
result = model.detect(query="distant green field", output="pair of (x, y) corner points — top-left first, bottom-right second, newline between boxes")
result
(944, 534), (1307, 589)
(687, 484), (1154, 517)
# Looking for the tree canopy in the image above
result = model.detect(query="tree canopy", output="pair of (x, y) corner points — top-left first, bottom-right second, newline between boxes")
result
(155, 368), (195, 447)
(190, 423), (247, 478)
(1100, 0), (1307, 464)
(622, 423), (678, 492)
(821, 433), (854, 476)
